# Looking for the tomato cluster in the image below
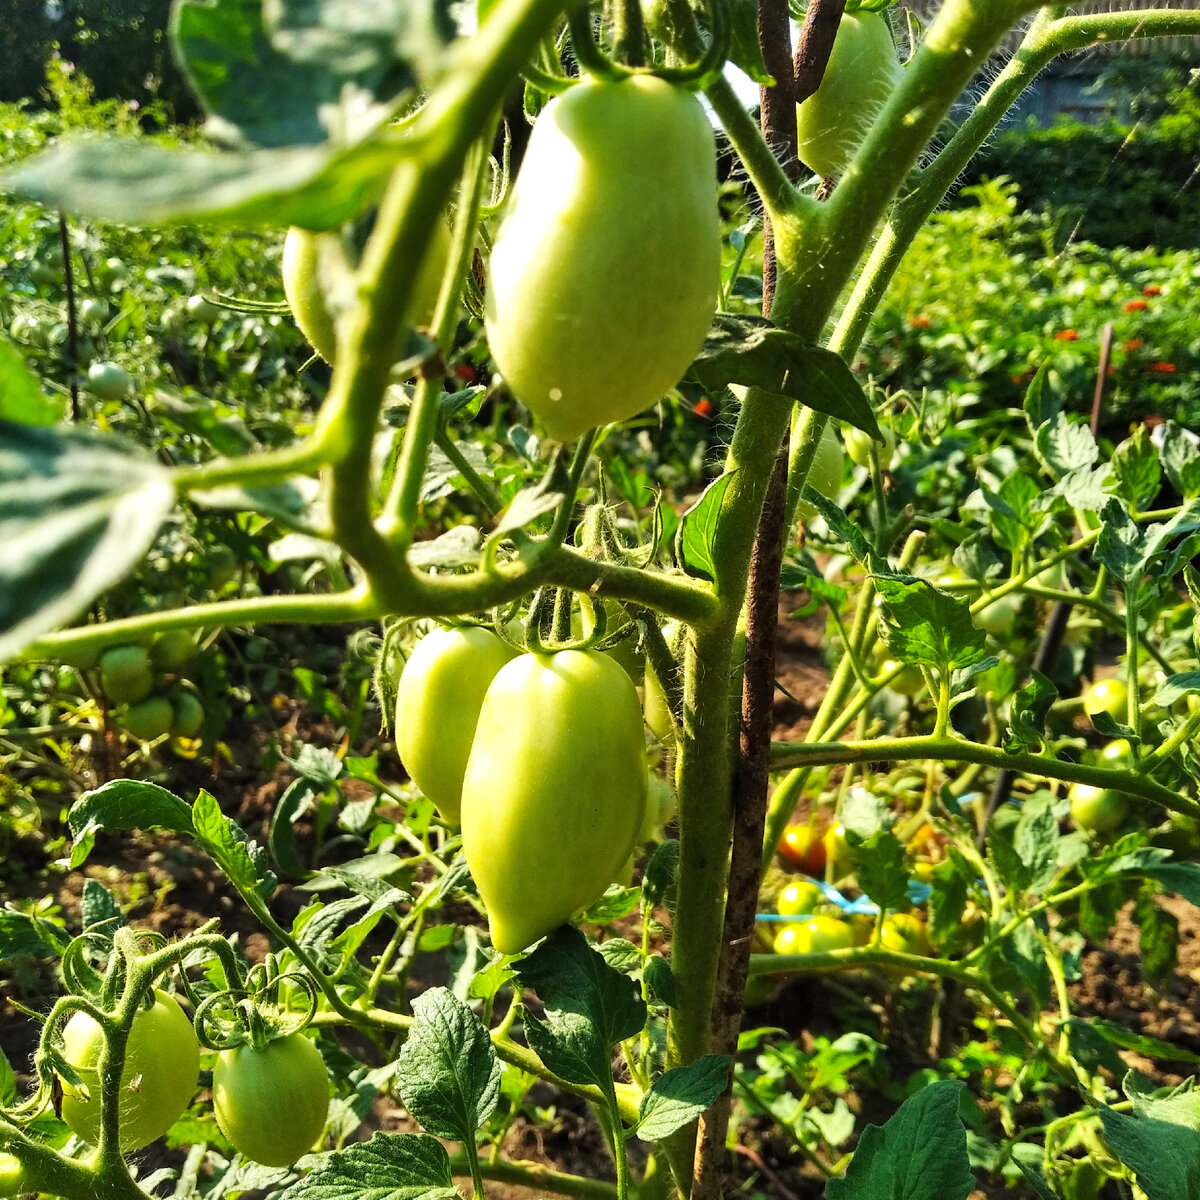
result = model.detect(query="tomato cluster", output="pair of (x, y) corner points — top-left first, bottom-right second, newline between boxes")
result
(56, 992), (329, 1165)
(87, 637), (205, 742)
(394, 628), (648, 954)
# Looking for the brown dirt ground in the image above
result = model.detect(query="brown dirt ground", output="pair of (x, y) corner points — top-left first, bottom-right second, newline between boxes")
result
(3, 601), (1199, 1200)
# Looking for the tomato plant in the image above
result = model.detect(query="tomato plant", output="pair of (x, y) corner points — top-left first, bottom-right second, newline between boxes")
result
(460, 649), (647, 953)
(485, 74), (719, 442)
(212, 1034), (330, 1167)
(393, 625), (516, 825)
(58, 990), (200, 1151)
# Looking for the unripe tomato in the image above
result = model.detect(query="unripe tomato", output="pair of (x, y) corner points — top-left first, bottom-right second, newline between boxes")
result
(150, 629), (196, 671)
(643, 667), (676, 747)
(79, 298), (109, 324)
(185, 294), (221, 323)
(394, 626), (516, 825)
(777, 880), (823, 917)
(574, 600), (644, 683)
(777, 824), (826, 875)
(461, 650), (647, 954)
(0, 1152), (24, 1197)
(795, 423), (844, 520)
(282, 223), (450, 363)
(84, 361), (132, 400)
(1098, 738), (1134, 766)
(99, 644), (154, 704)
(773, 915), (856, 956)
(823, 823), (856, 879)
(212, 1034), (329, 1166)
(1069, 783), (1129, 834)
(639, 774), (677, 842)
(881, 912), (931, 956)
(973, 592), (1021, 635)
(170, 691), (206, 739)
(1084, 678), (1129, 721)
(844, 423), (895, 469)
(59, 990), (200, 1150)
(881, 659), (924, 696)
(796, 10), (900, 179)
(485, 75), (719, 443)
(10, 312), (44, 345)
(120, 694), (174, 742)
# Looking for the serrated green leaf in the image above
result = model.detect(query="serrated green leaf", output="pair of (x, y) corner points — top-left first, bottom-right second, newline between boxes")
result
(1034, 413), (1098, 477)
(1158, 421), (1200, 499)
(514, 926), (647, 1091)
(1004, 671), (1059, 752)
(1113, 425), (1162, 509)
(0, 421), (174, 663)
(636, 1055), (730, 1141)
(1098, 1104), (1200, 1200)
(825, 1080), (975, 1200)
(855, 832), (910, 913)
(1154, 671), (1200, 707)
(1013, 794), (1059, 896)
(395, 987), (500, 1142)
(0, 910), (70, 960)
(192, 789), (278, 901)
(68, 780), (195, 869)
(277, 1131), (459, 1200)
(874, 575), (987, 672)
(642, 839), (679, 912)
(676, 470), (735, 581)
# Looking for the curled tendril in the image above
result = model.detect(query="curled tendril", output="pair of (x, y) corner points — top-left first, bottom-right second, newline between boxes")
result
(194, 970), (319, 1052)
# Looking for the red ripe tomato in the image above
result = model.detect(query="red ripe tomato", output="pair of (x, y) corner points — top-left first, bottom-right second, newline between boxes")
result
(778, 824), (827, 874)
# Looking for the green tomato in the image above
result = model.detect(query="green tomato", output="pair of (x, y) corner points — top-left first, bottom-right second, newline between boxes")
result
(394, 626), (516, 825)
(880, 659), (924, 697)
(10, 313), (44, 345)
(796, 10), (900, 179)
(574, 600), (644, 683)
(120, 694), (174, 742)
(773, 914), (856, 956)
(149, 629), (196, 671)
(212, 1034), (330, 1167)
(777, 880), (823, 918)
(643, 667), (676, 748)
(974, 592), (1021, 635)
(461, 649), (648, 954)
(99, 644), (154, 704)
(881, 912), (931, 956)
(170, 691), (206, 739)
(0, 1152), (25, 1197)
(1098, 738), (1134, 766)
(85, 361), (132, 400)
(485, 74), (719, 443)
(282, 223), (450, 364)
(185, 294), (221, 323)
(1084, 677), (1129, 721)
(79, 298), (109, 324)
(639, 774), (677, 842)
(823, 823), (857, 880)
(59, 990), (199, 1151)
(795, 423), (845, 521)
(844, 423), (895, 469)
(1069, 782), (1129, 834)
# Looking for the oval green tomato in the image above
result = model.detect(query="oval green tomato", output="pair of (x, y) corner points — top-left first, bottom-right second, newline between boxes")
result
(485, 75), (719, 443)
(170, 691), (206, 739)
(59, 990), (199, 1151)
(213, 1034), (329, 1167)
(85, 361), (132, 401)
(796, 10), (900, 179)
(394, 626), (516, 825)
(460, 650), (648, 954)
(149, 629), (196, 671)
(795, 423), (845, 521)
(777, 880), (823, 918)
(283, 223), (450, 364)
(773, 915), (855, 956)
(0, 1153), (25, 1198)
(99, 644), (154, 704)
(974, 592), (1021, 635)
(844, 423), (895, 469)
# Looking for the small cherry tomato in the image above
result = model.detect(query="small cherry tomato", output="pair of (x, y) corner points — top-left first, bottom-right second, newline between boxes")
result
(1084, 678), (1129, 721)
(773, 915), (856, 956)
(778, 824), (827, 874)
(776, 880), (823, 917)
(881, 912), (932, 956)
(1069, 783), (1129, 834)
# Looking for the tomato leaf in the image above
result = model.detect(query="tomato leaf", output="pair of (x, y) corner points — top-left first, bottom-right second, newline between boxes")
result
(192, 789), (278, 902)
(683, 314), (880, 438)
(277, 1130), (459, 1200)
(642, 839), (679, 913)
(1032, 413), (1099, 478)
(0, 340), (60, 426)
(68, 780), (195, 869)
(0, 137), (397, 228)
(1158, 420), (1200, 499)
(676, 470), (735, 581)
(395, 987), (501, 1142)
(824, 1080), (975, 1200)
(1003, 671), (1059, 752)
(0, 421), (174, 664)
(0, 910), (70, 961)
(1013, 795), (1060, 897)
(1098, 1103), (1200, 1200)
(514, 926), (647, 1092)
(854, 832), (909, 914)
(874, 576), (987, 673)
(635, 1055), (730, 1141)
(1113, 425), (1162, 510)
